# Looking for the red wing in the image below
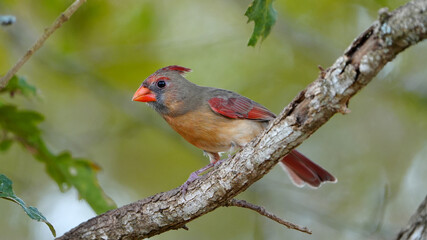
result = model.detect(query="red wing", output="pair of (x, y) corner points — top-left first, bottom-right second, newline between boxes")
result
(208, 96), (275, 121)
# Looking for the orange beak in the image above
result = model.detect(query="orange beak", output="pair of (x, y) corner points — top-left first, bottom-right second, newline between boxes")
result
(132, 86), (156, 102)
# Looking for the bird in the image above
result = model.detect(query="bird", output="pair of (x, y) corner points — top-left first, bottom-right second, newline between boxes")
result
(132, 65), (336, 192)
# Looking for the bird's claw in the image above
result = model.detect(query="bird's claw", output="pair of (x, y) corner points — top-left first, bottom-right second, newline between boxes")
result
(180, 171), (199, 194)
(215, 159), (225, 166)
(180, 161), (226, 195)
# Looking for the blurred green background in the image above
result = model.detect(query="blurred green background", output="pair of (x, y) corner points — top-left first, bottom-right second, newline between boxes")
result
(1, 0), (426, 239)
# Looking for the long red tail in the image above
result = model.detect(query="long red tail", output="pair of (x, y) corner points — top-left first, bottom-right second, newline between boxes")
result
(279, 150), (336, 188)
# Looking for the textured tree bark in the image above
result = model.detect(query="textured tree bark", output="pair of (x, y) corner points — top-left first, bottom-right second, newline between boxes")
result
(57, 0), (427, 239)
(395, 195), (427, 240)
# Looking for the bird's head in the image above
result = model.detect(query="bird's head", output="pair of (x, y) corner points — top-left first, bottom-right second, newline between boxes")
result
(132, 65), (196, 115)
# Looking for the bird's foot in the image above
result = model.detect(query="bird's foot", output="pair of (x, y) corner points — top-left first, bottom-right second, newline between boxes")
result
(215, 159), (225, 166)
(180, 172), (200, 195)
(180, 161), (225, 194)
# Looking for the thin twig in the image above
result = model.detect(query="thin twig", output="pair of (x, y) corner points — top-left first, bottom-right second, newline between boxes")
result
(0, 0), (87, 89)
(225, 199), (312, 234)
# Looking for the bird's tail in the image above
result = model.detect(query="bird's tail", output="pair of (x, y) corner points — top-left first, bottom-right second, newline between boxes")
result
(279, 150), (337, 188)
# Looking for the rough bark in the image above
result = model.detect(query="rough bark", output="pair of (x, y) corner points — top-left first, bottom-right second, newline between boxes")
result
(395, 195), (427, 240)
(57, 0), (427, 239)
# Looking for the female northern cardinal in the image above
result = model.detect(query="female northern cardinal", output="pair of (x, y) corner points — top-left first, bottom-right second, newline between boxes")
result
(133, 65), (336, 190)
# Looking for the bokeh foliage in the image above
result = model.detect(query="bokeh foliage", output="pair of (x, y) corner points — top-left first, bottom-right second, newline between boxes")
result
(0, 0), (426, 239)
(0, 76), (116, 215)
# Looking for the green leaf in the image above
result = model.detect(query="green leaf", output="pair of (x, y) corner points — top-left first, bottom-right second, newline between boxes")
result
(0, 105), (44, 138)
(0, 174), (56, 237)
(0, 75), (37, 97)
(54, 152), (116, 213)
(245, 0), (277, 46)
(0, 104), (117, 214)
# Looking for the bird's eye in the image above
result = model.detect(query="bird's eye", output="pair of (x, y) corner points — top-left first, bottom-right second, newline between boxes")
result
(156, 80), (166, 88)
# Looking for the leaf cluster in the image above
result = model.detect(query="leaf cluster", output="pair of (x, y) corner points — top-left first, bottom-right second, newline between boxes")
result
(0, 76), (116, 236)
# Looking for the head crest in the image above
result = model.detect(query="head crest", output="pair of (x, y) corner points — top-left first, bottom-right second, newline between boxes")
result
(158, 65), (192, 75)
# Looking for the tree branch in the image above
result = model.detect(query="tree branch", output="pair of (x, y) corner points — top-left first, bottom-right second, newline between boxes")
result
(57, 0), (427, 239)
(0, 0), (87, 89)
(395, 195), (427, 240)
(225, 199), (312, 234)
